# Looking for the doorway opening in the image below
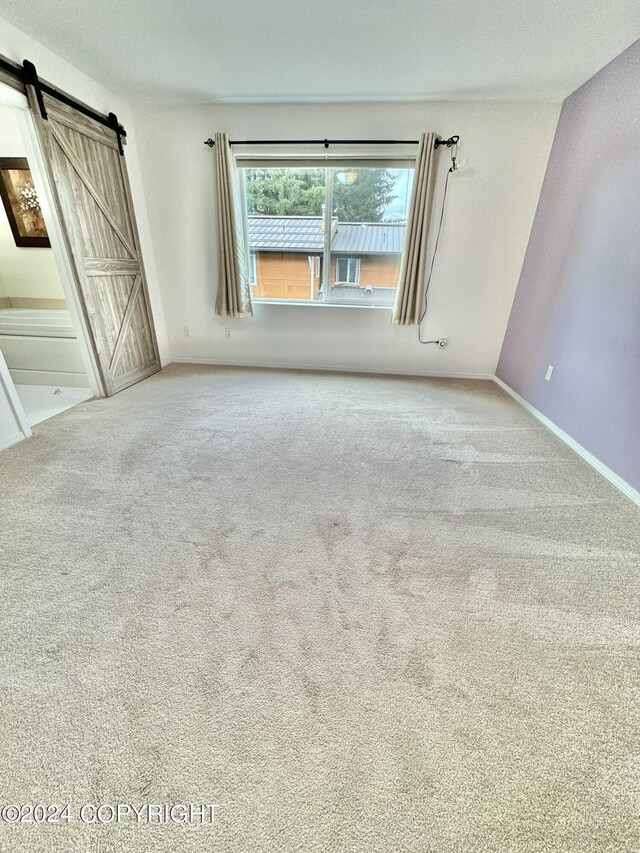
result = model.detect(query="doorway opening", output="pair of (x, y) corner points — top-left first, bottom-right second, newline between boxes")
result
(0, 96), (96, 427)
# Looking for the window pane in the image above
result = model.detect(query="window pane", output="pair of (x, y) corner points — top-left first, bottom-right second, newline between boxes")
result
(241, 165), (414, 306)
(243, 168), (326, 302)
(328, 168), (413, 306)
(335, 258), (361, 283)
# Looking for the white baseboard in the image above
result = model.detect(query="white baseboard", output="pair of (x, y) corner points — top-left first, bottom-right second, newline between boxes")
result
(494, 376), (640, 507)
(170, 357), (494, 381)
(0, 432), (25, 452)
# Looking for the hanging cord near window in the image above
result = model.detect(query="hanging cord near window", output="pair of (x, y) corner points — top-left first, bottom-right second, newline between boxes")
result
(418, 144), (456, 344)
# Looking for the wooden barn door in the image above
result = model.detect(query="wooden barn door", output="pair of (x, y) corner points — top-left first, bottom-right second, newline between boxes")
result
(27, 89), (160, 396)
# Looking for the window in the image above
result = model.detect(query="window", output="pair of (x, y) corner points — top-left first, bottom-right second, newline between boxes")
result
(240, 163), (414, 306)
(336, 258), (360, 284)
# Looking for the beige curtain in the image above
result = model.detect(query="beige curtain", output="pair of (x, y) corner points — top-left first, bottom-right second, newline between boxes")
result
(392, 132), (437, 325)
(214, 132), (253, 318)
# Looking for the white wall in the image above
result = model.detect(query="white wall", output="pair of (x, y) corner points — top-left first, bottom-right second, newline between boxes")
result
(0, 101), (65, 304)
(132, 100), (560, 377)
(0, 15), (170, 363)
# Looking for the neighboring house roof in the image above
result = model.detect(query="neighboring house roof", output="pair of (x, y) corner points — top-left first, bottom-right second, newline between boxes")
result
(328, 285), (395, 298)
(331, 222), (405, 254)
(248, 216), (326, 253)
(247, 216), (406, 255)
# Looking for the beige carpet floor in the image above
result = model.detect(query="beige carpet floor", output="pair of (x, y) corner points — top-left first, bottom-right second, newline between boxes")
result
(0, 364), (639, 852)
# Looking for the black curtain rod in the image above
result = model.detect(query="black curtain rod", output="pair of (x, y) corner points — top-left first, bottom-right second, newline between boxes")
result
(0, 55), (127, 141)
(203, 135), (459, 149)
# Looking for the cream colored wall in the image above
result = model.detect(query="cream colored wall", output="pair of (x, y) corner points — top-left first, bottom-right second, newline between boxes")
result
(0, 102), (66, 305)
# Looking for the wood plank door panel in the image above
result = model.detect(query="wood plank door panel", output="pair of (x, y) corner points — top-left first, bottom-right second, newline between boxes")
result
(27, 89), (160, 395)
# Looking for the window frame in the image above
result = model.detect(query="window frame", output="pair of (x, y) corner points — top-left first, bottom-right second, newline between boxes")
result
(239, 160), (414, 308)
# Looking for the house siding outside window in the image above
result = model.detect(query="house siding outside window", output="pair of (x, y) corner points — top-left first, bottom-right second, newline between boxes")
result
(246, 216), (404, 303)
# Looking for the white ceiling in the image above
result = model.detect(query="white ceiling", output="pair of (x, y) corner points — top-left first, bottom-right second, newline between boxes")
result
(2, 0), (639, 103)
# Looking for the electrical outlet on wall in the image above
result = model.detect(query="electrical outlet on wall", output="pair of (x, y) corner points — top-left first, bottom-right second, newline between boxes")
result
(183, 326), (191, 337)
(225, 328), (232, 339)
(545, 365), (554, 381)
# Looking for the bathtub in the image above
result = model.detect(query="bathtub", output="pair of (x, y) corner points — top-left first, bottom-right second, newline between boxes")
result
(0, 308), (88, 387)
(0, 308), (77, 338)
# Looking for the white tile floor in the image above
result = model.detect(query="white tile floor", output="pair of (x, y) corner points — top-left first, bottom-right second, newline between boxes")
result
(15, 384), (93, 427)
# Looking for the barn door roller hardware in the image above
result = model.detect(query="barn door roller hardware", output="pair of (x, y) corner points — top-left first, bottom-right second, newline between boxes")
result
(108, 112), (125, 155)
(22, 60), (47, 120)
(0, 53), (127, 149)
(203, 135), (460, 149)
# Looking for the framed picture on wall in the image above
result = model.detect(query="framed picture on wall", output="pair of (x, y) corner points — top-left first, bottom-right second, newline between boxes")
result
(0, 157), (51, 248)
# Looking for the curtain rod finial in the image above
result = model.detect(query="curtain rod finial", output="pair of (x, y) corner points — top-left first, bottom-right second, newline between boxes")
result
(204, 137), (215, 147)
(435, 135), (460, 149)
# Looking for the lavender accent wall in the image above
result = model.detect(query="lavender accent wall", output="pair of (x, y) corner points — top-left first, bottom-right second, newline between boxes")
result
(497, 39), (640, 492)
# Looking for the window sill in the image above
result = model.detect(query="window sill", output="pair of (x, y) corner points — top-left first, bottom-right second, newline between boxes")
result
(252, 299), (393, 310)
